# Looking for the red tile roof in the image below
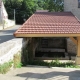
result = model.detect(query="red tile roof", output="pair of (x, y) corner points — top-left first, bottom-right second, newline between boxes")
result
(14, 12), (80, 37)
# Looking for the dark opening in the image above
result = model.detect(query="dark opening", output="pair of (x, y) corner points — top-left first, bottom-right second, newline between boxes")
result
(35, 52), (65, 58)
(35, 37), (67, 58)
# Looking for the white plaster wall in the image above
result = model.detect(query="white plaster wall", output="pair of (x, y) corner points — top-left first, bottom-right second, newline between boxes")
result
(0, 0), (2, 23)
(0, 0), (1, 22)
(0, 1), (15, 30)
(64, 0), (80, 20)
(0, 1), (8, 23)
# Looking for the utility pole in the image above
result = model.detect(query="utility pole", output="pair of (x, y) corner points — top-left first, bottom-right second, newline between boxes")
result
(14, 9), (16, 24)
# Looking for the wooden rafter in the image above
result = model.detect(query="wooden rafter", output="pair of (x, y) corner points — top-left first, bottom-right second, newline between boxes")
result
(69, 37), (77, 45)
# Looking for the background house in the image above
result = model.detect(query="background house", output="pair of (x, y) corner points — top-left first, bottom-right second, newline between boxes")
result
(64, 0), (80, 20)
(0, 0), (2, 23)
(0, 0), (8, 23)
(64, 0), (80, 57)
(0, 0), (15, 30)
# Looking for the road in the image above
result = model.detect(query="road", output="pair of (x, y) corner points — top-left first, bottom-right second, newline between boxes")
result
(0, 25), (21, 44)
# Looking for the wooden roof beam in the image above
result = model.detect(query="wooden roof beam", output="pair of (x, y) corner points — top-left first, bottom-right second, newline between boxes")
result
(14, 33), (80, 37)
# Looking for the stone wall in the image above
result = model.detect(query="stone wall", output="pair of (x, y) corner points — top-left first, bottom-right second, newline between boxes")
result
(0, 38), (28, 64)
(0, 20), (15, 30)
(39, 38), (66, 49)
(67, 38), (77, 55)
(64, 0), (80, 20)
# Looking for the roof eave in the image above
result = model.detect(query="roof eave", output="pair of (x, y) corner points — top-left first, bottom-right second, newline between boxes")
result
(14, 33), (80, 37)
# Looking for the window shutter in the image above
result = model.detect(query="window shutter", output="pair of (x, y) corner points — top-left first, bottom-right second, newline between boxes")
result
(78, 0), (80, 8)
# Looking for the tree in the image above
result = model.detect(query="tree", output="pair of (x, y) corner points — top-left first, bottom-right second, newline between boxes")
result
(3, 0), (23, 9)
(48, 0), (55, 12)
(3, 0), (64, 24)
(3, 0), (36, 24)
(44, 0), (64, 12)
(37, 0), (45, 10)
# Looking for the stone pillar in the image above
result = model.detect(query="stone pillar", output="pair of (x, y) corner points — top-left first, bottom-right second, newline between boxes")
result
(76, 37), (80, 65)
(28, 38), (34, 61)
(28, 38), (39, 61)
(33, 38), (35, 59)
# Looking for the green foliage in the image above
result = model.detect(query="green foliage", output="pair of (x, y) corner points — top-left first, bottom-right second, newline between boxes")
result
(4, 0), (23, 9)
(44, 0), (64, 12)
(0, 61), (13, 74)
(13, 53), (22, 68)
(49, 59), (60, 67)
(21, 45), (28, 66)
(0, 51), (23, 74)
(3, 0), (64, 24)
(28, 60), (49, 66)
(4, 0), (36, 24)
(28, 60), (80, 68)
(36, 0), (64, 11)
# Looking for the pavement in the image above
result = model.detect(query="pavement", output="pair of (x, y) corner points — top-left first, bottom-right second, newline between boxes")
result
(0, 66), (80, 80)
(0, 25), (23, 60)
(0, 25), (21, 44)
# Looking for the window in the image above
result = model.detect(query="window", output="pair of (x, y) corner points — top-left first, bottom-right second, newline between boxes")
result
(78, 0), (80, 8)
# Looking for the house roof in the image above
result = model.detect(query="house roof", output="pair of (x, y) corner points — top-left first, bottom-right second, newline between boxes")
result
(14, 12), (80, 37)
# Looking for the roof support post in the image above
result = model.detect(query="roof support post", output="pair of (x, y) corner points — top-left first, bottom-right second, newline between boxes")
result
(76, 37), (80, 65)
(69, 37), (77, 45)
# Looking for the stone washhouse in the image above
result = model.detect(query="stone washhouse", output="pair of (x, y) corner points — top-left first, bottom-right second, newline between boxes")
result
(14, 11), (80, 65)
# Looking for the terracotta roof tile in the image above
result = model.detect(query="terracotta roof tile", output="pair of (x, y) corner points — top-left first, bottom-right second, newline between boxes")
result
(14, 12), (80, 37)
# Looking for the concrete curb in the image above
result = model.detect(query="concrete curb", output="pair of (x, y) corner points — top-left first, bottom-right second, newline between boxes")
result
(26, 65), (80, 70)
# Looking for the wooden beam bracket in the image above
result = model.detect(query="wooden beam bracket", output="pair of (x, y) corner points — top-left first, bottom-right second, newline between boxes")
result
(69, 37), (77, 45)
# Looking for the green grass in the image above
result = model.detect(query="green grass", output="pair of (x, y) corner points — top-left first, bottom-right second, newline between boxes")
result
(0, 52), (22, 74)
(13, 53), (22, 68)
(28, 60), (80, 68)
(0, 61), (13, 74)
